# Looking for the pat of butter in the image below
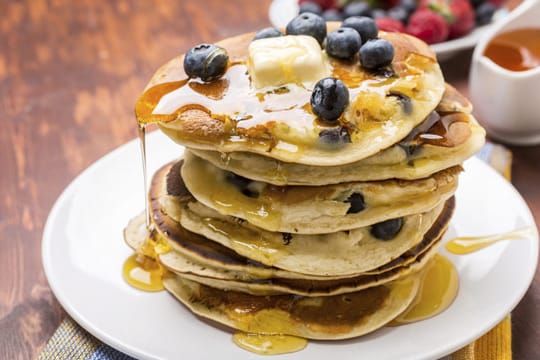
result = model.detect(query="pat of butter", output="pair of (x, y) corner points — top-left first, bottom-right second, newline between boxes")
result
(248, 35), (330, 89)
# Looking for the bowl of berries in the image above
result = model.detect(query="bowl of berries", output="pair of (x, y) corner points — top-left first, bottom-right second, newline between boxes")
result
(269, 0), (508, 59)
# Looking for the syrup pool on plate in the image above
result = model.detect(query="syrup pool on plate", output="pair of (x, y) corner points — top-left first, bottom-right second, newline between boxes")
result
(389, 254), (459, 325)
(232, 333), (307, 355)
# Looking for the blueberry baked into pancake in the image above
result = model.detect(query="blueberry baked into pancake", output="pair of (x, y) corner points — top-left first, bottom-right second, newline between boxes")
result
(126, 13), (484, 353)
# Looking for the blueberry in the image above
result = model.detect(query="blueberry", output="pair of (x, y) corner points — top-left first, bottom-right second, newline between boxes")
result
(226, 172), (251, 189)
(359, 38), (394, 70)
(326, 28), (361, 59)
(322, 9), (344, 22)
(286, 13), (327, 45)
(342, 16), (378, 43)
(343, 1), (372, 19)
(399, 0), (417, 14)
(184, 44), (229, 82)
(371, 218), (403, 240)
(319, 126), (351, 147)
(387, 6), (409, 23)
(471, 0), (486, 8)
(476, 3), (496, 26)
(253, 27), (282, 41)
(389, 93), (412, 114)
(226, 173), (258, 198)
(311, 78), (350, 123)
(299, 1), (323, 15)
(371, 9), (387, 19)
(345, 193), (365, 214)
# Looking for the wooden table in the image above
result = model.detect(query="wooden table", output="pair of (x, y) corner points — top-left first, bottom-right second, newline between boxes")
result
(1, 1), (538, 359)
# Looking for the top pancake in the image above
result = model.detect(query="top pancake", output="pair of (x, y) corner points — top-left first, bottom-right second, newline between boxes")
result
(136, 28), (446, 166)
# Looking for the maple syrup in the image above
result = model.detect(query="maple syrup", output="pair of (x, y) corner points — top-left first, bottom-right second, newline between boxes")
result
(122, 253), (165, 292)
(445, 227), (534, 255)
(123, 124), (172, 291)
(232, 332), (307, 355)
(484, 28), (540, 71)
(390, 254), (458, 325)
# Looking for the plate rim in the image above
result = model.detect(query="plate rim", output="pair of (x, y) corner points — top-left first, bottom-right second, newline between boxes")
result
(42, 132), (539, 360)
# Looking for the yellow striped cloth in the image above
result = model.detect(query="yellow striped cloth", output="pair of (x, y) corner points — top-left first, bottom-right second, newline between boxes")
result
(39, 142), (513, 360)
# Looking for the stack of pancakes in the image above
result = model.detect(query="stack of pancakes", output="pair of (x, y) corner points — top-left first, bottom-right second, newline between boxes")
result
(125, 29), (485, 339)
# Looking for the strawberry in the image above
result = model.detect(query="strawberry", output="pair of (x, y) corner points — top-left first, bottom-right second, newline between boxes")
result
(299, 0), (337, 10)
(376, 17), (406, 32)
(406, 8), (449, 44)
(447, 0), (474, 38)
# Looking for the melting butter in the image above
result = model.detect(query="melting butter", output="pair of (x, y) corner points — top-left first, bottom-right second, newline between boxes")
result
(390, 254), (458, 325)
(232, 332), (307, 355)
(445, 226), (535, 255)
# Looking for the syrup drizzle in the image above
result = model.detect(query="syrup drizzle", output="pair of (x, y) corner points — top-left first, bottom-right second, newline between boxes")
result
(445, 227), (535, 255)
(123, 124), (171, 292)
(232, 332), (307, 355)
(390, 254), (458, 325)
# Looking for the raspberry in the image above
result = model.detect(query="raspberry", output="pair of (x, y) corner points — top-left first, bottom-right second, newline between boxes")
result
(407, 9), (449, 44)
(375, 17), (406, 33)
(419, 0), (474, 39)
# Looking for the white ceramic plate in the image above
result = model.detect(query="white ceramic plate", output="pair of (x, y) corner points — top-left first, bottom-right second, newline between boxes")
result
(43, 131), (538, 360)
(269, 0), (508, 60)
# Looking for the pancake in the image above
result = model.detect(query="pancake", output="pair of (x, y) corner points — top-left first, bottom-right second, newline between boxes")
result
(136, 29), (445, 166)
(152, 160), (454, 276)
(163, 273), (420, 340)
(124, 198), (452, 296)
(167, 237), (442, 296)
(181, 151), (459, 234)
(189, 85), (485, 186)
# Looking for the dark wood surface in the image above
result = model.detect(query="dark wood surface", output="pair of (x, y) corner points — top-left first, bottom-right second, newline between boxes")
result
(0, 1), (537, 359)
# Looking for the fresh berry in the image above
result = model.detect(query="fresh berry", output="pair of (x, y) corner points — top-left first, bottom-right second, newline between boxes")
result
(343, 1), (372, 18)
(322, 8), (344, 21)
(475, 2), (496, 26)
(326, 27), (362, 59)
(407, 9), (449, 44)
(387, 6), (409, 23)
(184, 44), (228, 82)
(399, 0), (417, 14)
(371, 9), (387, 19)
(486, 0), (504, 6)
(286, 13), (327, 45)
(253, 28), (282, 41)
(470, 0), (484, 8)
(342, 16), (379, 44)
(345, 193), (365, 214)
(371, 218), (403, 240)
(311, 78), (350, 123)
(375, 17), (406, 32)
(380, 0), (401, 8)
(299, 1), (323, 15)
(299, 0), (336, 10)
(359, 38), (395, 70)
(448, 0), (475, 39)
(319, 126), (352, 146)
